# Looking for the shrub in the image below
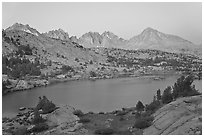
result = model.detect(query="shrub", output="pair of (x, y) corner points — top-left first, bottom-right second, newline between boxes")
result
(115, 130), (132, 135)
(78, 118), (91, 123)
(75, 58), (79, 62)
(133, 116), (154, 129)
(89, 60), (93, 64)
(99, 112), (104, 114)
(94, 128), (114, 135)
(119, 116), (125, 121)
(73, 109), (84, 117)
(89, 71), (97, 77)
(134, 111), (141, 118)
(116, 111), (128, 116)
(141, 111), (152, 118)
(12, 127), (28, 135)
(2, 80), (11, 93)
(61, 65), (74, 73)
(32, 110), (46, 124)
(145, 100), (160, 114)
(2, 117), (10, 123)
(87, 111), (94, 115)
(36, 96), (56, 114)
(30, 123), (48, 132)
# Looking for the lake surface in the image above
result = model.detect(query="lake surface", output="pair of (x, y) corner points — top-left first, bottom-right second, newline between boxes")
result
(2, 75), (202, 118)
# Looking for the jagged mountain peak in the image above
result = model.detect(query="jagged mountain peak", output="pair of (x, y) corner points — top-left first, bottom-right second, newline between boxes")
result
(87, 31), (100, 35)
(6, 23), (31, 31)
(5, 23), (40, 36)
(57, 28), (66, 32)
(47, 28), (68, 34)
(102, 31), (114, 35)
(8, 23), (28, 29)
(70, 36), (78, 42)
(79, 31), (102, 46)
(102, 31), (118, 39)
(102, 31), (126, 42)
(80, 31), (101, 38)
(43, 28), (69, 41)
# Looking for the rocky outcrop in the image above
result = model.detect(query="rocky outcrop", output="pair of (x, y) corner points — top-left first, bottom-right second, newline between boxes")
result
(3, 77), (49, 95)
(46, 105), (79, 126)
(143, 95), (202, 135)
(40, 105), (87, 135)
(15, 80), (33, 90)
(3, 105), (87, 135)
(14, 79), (49, 91)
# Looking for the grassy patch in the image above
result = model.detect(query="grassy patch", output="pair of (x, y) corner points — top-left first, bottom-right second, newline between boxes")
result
(78, 118), (91, 123)
(30, 123), (49, 133)
(94, 128), (114, 135)
(116, 110), (128, 116)
(133, 116), (154, 129)
(82, 112), (137, 134)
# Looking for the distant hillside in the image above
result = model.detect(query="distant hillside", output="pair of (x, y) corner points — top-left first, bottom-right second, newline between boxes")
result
(2, 23), (107, 76)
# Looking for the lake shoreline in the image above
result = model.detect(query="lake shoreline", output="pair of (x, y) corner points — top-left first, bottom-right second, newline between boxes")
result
(3, 71), (179, 96)
(3, 71), (202, 117)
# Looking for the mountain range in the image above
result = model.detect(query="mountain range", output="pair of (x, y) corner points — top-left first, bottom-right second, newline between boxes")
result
(76, 27), (201, 56)
(3, 23), (201, 57)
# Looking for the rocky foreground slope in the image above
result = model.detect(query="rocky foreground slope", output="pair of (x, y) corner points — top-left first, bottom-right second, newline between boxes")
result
(143, 95), (202, 135)
(3, 95), (202, 135)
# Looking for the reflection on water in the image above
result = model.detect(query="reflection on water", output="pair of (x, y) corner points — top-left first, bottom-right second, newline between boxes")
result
(2, 76), (202, 118)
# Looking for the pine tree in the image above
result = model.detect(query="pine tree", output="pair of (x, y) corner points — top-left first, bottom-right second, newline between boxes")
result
(136, 101), (145, 112)
(162, 86), (173, 104)
(172, 75), (199, 99)
(156, 89), (162, 101)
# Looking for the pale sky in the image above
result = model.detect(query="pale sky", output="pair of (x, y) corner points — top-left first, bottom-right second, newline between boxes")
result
(2, 2), (202, 44)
